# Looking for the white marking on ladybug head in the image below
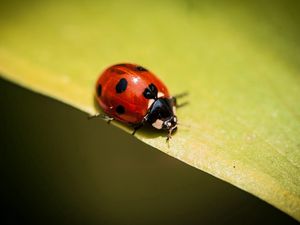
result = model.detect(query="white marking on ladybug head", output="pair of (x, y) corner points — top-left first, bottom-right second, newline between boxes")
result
(157, 92), (164, 98)
(167, 122), (171, 127)
(152, 119), (163, 129)
(173, 116), (177, 123)
(147, 99), (155, 109)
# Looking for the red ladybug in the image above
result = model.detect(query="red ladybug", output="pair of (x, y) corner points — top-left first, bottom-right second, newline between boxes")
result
(94, 63), (186, 140)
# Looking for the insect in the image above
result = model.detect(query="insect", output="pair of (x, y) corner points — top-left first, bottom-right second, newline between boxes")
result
(93, 63), (187, 141)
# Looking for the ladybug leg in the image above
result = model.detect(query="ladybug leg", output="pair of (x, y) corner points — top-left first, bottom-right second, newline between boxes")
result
(171, 92), (189, 108)
(166, 126), (176, 143)
(87, 113), (100, 119)
(173, 92), (188, 99)
(101, 114), (114, 124)
(171, 96), (188, 108)
(166, 132), (172, 142)
(88, 113), (114, 124)
(132, 115), (148, 135)
(175, 101), (189, 108)
(132, 122), (144, 136)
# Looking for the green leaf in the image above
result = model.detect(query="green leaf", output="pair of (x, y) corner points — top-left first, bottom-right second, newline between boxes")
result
(1, 0), (300, 220)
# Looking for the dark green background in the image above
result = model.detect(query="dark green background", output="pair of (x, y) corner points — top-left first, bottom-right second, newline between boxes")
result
(1, 78), (298, 224)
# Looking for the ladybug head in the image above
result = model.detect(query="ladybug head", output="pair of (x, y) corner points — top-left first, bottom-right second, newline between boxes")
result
(146, 98), (177, 132)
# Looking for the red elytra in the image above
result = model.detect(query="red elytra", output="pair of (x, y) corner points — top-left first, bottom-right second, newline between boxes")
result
(95, 63), (170, 124)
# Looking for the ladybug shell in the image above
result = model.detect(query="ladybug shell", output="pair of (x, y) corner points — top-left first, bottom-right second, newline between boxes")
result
(96, 63), (170, 124)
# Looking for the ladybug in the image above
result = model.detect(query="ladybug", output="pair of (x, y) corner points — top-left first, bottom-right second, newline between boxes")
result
(93, 63), (186, 141)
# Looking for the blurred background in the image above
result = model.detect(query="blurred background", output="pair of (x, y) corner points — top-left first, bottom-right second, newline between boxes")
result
(1, 78), (298, 224)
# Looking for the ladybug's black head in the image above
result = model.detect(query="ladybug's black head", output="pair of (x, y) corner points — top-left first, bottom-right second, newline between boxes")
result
(146, 98), (177, 133)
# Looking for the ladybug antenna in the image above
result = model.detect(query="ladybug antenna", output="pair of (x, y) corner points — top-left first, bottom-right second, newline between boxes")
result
(166, 126), (176, 143)
(173, 92), (189, 99)
(166, 131), (172, 143)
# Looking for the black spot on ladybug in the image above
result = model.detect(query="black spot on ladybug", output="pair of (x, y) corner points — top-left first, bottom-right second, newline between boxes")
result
(143, 83), (158, 99)
(97, 84), (102, 96)
(116, 78), (128, 93)
(136, 66), (148, 72)
(116, 105), (125, 114)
